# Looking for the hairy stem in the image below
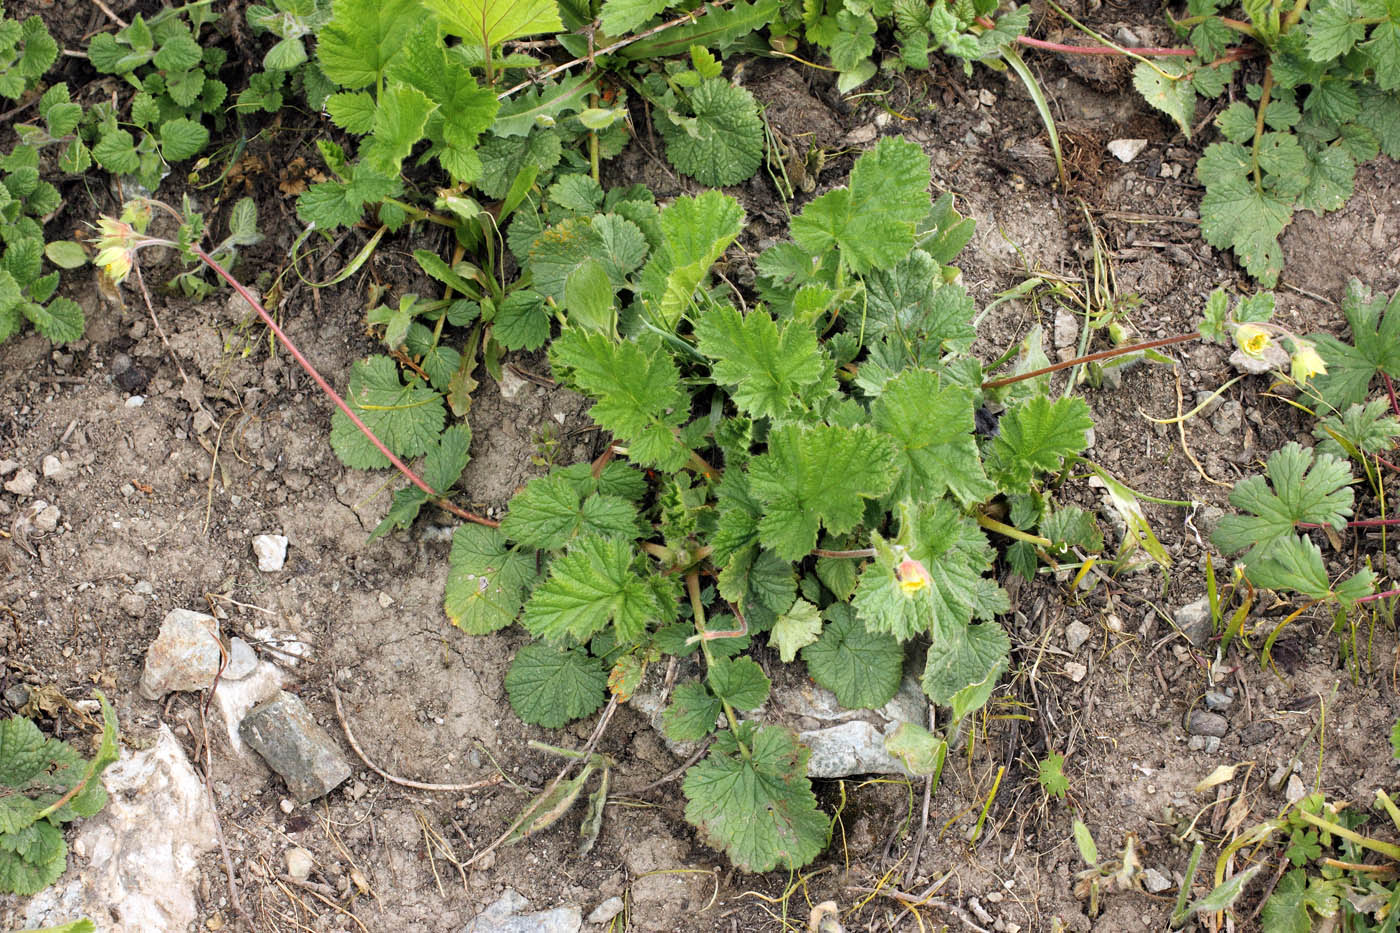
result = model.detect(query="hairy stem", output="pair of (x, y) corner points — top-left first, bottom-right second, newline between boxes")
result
(981, 332), (1199, 389)
(189, 244), (498, 528)
(976, 512), (1053, 547)
(687, 570), (748, 758)
(1249, 67), (1276, 189)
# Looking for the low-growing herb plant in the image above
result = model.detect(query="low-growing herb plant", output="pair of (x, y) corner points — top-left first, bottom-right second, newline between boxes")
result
(85, 6), (231, 189)
(0, 86), (90, 346)
(0, 1), (58, 101)
(0, 695), (119, 895)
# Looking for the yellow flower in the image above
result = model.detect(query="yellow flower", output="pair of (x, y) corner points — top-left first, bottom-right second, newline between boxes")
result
(1233, 323), (1271, 358)
(1291, 343), (1328, 384)
(896, 557), (931, 594)
(94, 245), (133, 284)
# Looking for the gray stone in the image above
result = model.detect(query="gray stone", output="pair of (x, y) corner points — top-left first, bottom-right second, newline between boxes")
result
(118, 592), (146, 617)
(32, 502), (59, 533)
(240, 690), (350, 801)
(1185, 709), (1228, 738)
(214, 660), (285, 757)
(1211, 400), (1244, 436)
(1142, 868), (1173, 894)
(139, 609), (222, 700)
(1064, 621), (1093, 653)
(224, 636), (258, 680)
(800, 721), (906, 778)
(586, 897), (624, 925)
(1053, 308), (1080, 349)
(1192, 390), (1224, 418)
(1174, 598), (1214, 648)
(1064, 661), (1088, 683)
(1204, 690), (1233, 711)
(19, 725), (217, 933)
(0, 458), (17, 476)
(252, 533), (288, 571)
(461, 888), (582, 933)
(4, 468), (36, 496)
(4, 683), (29, 709)
(1285, 773), (1307, 804)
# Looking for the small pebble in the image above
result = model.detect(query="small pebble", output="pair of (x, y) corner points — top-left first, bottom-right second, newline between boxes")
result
(1107, 138), (1148, 163)
(252, 534), (288, 572)
(1142, 868), (1172, 894)
(1186, 709), (1228, 738)
(32, 502), (60, 533)
(279, 798), (295, 814)
(119, 593), (146, 617)
(1211, 400), (1244, 436)
(1064, 661), (1088, 683)
(0, 459), (18, 476)
(1285, 773), (1306, 804)
(1203, 690), (1233, 711)
(1064, 621), (1092, 653)
(125, 395), (145, 408)
(587, 897), (624, 925)
(285, 847), (314, 883)
(4, 469), (37, 496)
(40, 454), (69, 482)
(1174, 598), (1213, 648)
(4, 684), (30, 709)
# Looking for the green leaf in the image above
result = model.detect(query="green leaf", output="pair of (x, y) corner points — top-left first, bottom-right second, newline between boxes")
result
(522, 535), (669, 645)
(1196, 142), (1292, 285)
(1180, 866), (1263, 920)
(504, 643), (607, 727)
(1244, 534), (1374, 605)
(328, 355), (446, 469)
(0, 715), (50, 786)
(658, 78), (764, 186)
(316, 0), (418, 89)
(21, 298), (83, 344)
(495, 289), (551, 350)
(921, 619), (1009, 721)
(92, 129), (140, 175)
(986, 395), (1094, 490)
(1309, 280), (1400, 408)
(693, 306), (827, 421)
(1037, 751), (1069, 798)
(883, 722), (946, 775)
(1133, 60), (1195, 136)
(528, 215), (647, 304)
(326, 92), (377, 134)
(682, 723), (827, 872)
(621, 0), (779, 59)
(863, 252), (977, 355)
(852, 500), (994, 641)
(1041, 506), (1104, 553)
(158, 117), (209, 162)
(490, 73), (596, 138)
(550, 329), (690, 471)
(423, 0), (564, 46)
(1216, 101), (1258, 143)
(362, 83), (435, 175)
(748, 423), (898, 560)
(1073, 819), (1099, 866)
(873, 369), (993, 506)
(1313, 399), (1400, 460)
(770, 598), (822, 663)
(790, 137), (931, 273)
(445, 525), (537, 634)
(0, 821), (66, 895)
(13, 919), (95, 933)
(600, 0), (673, 34)
(500, 473), (639, 550)
(662, 682), (723, 741)
(1259, 869), (1310, 933)
(707, 655), (771, 709)
(638, 190), (745, 329)
(800, 603), (904, 709)
(1213, 442), (1355, 565)
(563, 258), (615, 332)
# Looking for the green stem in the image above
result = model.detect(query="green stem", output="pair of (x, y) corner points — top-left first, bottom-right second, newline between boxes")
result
(976, 513), (1053, 547)
(588, 93), (601, 184)
(686, 570), (748, 757)
(1293, 808), (1400, 861)
(1249, 68), (1275, 189)
(1282, 0), (1312, 32)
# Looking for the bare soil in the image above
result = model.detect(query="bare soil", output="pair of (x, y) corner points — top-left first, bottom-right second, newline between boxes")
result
(3, 1), (1399, 931)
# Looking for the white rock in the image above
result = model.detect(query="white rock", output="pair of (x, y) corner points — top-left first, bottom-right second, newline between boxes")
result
(4, 468), (36, 496)
(285, 847), (314, 883)
(20, 724), (217, 933)
(33, 502), (60, 533)
(125, 395), (145, 408)
(1064, 621), (1093, 653)
(0, 458), (17, 475)
(251, 626), (313, 666)
(1142, 868), (1173, 893)
(497, 366), (529, 400)
(1106, 138), (1148, 163)
(800, 721), (906, 778)
(1053, 308), (1080, 349)
(1064, 661), (1088, 683)
(1286, 773), (1307, 804)
(139, 609), (222, 700)
(224, 636), (258, 680)
(41, 454), (70, 481)
(587, 897), (624, 925)
(211, 660), (285, 756)
(252, 533), (288, 572)
(460, 888), (582, 933)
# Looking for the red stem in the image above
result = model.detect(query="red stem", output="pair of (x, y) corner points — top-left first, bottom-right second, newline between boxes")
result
(1015, 34), (1196, 56)
(981, 332), (1199, 390)
(1384, 373), (1400, 419)
(191, 245), (499, 529)
(1357, 587), (1399, 605)
(1297, 519), (1400, 529)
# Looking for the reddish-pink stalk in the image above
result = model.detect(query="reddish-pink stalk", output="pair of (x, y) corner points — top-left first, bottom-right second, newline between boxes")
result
(1356, 587), (1399, 605)
(1384, 373), (1400, 419)
(1014, 34), (1196, 56)
(190, 245), (499, 529)
(981, 332), (1199, 390)
(1297, 518), (1400, 529)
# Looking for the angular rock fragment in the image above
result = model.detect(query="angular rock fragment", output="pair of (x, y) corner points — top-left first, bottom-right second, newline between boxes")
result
(139, 608), (222, 700)
(239, 690), (350, 801)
